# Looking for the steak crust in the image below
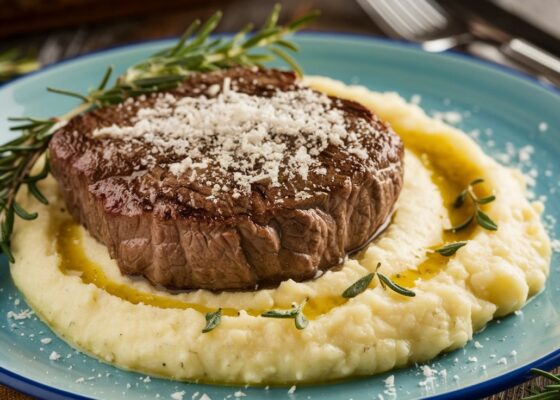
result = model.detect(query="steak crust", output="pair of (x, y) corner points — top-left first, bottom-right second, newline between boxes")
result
(49, 68), (404, 290)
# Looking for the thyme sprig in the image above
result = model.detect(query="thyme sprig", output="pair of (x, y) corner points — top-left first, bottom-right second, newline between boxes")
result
(522, 368), (560, 400)
(261, 302), (308, 330)
(0, 49), (40, 82)
(0, 4), (318, 261)
(342, 263), (416, 298)
(447, 178), (498, 232)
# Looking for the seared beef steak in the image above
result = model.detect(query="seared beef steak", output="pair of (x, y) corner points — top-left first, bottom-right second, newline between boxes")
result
(49, 68), (404, 290)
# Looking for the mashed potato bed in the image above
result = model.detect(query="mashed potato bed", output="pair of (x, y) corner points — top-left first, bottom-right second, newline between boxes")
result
(10, 77), (550, 384)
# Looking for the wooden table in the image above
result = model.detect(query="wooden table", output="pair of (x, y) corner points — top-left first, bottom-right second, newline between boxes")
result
(1, 0), (558, 398)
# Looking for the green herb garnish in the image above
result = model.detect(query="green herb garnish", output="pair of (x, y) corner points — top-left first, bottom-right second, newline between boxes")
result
(342, 262), (416, 299)
(434, 241), (468, 256)
(261, 302), (308, 330)
(522, 368), (560, 400)
(0, 4), (318, 262)
(377, 273), (416, 297)
(342, 272), (375, 298)
(448, 178), (498, 232)
(0, 49), (40, 82)
(295, 312), (309, 330)
(202, 308), (222, 333)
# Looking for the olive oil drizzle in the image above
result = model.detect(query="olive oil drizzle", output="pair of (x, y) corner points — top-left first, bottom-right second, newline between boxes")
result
(391, 154), (493, 288)
(57, 222), (351, 320)
(57, 223), (256, 317)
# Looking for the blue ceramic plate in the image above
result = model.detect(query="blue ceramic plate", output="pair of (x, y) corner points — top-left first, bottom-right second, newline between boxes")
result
(0, 34), (559, 400)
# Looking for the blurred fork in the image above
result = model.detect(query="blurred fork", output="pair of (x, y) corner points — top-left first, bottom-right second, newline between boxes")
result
(357, 0), (560, 85)
(356, 0), (473, 52)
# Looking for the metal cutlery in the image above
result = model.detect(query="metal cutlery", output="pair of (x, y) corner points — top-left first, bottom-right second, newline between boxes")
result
(356, 0), (473, 52)
(357, 0), (560, 86)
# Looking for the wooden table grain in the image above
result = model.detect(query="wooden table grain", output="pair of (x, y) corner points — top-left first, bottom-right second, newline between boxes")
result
(0, 0), (558, 399)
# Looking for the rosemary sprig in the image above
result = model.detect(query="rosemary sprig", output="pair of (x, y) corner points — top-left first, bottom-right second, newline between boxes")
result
(522, 368), (560, 400)
(0, 118), (56, 262)
(342, 263), (416, 299)
(0, 49), (40, 82)
(261, 302), (308, 330)
(0, 4), (318, 261)
(202, 308), (222, 333)
(447, 178), (498, 232)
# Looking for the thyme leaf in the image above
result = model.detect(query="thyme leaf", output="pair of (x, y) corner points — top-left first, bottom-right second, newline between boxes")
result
(0, 4), (318, 262)
(202, 308), (222, 333)
(435, 241), (467, 256)
(447, 178), (498, 232)
(377, 273), (416, 297)
(476, 195), (496, 205)
(476, 209), (498, 231)
(453, 189), (468, 208)
(469, 178), (485, 186)
(342, 272), (375, 298)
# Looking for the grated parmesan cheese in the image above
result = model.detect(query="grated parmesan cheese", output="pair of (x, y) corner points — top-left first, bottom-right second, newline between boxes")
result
(92, 78), (378, 198)
(171, 391), (185, 400)
(432, 110), (463, 125)
(7, 309), (34, 320)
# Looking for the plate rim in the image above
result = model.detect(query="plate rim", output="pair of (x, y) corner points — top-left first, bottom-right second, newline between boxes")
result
(0, 32), (558, 400)
(0, 366), (91, 400)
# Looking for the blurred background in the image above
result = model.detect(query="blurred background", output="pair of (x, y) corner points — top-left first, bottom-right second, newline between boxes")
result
(0, 0), (559, 85)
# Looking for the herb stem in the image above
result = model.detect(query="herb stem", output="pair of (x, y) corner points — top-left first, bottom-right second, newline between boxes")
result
(46, 87), (90, 102)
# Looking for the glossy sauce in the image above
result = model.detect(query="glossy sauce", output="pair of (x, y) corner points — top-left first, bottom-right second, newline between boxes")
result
(391, 154), (488, 288)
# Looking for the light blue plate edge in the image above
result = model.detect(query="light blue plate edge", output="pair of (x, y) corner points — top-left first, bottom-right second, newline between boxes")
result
(1, 32), (559, 97)
(0, 33), (559, 400)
